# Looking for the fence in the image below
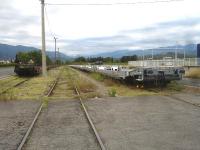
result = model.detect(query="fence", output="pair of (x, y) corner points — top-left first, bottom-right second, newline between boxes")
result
(128, 58), (200, 67)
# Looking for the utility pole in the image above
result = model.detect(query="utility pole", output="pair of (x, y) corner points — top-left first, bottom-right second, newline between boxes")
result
(57, 48), (60, 64)
(40, 0), (47, 76)
(54, 37), (58, 64)
(175, 41), (178, 60)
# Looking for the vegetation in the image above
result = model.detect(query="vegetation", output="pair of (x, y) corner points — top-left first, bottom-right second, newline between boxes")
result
(108, 88), (117, 97)
(72, 55), (138, 64)
(185, 68), (200, 79)
(0, 63), (15, 67)
(15, 50), (52, 65)
(0, 68), (60, 101)
(166, 81), (184, 91)
(120, 55), (137, 62)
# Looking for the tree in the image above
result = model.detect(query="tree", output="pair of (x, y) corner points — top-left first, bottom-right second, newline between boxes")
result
(15, 50), (52, 65)
(120, 55), (138, 62)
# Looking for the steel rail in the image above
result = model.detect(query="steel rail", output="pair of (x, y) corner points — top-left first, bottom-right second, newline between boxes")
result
(17, 78), (59, 150)
(74, 86), (106, 150)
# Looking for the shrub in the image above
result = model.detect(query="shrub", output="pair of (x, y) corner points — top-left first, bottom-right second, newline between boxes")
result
(108, 88), (117, 97)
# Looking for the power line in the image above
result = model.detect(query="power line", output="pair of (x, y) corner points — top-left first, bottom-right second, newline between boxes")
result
(45, 0), (184, 6)
(44, 6), (55, 38)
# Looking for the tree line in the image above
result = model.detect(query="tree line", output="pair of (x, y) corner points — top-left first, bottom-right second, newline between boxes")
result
(73, 55), (138, 64)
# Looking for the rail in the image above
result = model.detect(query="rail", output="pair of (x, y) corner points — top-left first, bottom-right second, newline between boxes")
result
(0, 78), (29, 95)
(74, 86), (106, 150)
(17, 77), (60, 150)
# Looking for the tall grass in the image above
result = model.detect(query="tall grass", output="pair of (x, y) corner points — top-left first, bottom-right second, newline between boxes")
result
(185, 68), (200, 79)
(90, 72), (105, 82)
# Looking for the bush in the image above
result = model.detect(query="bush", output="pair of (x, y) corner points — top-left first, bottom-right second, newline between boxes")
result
(108, 88), (117, 97)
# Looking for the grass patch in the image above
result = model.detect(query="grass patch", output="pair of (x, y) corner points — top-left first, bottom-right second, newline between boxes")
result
(90, 72), (105, 82)
(0, 89), (17, 101)
(185, 68), (200, 79)
(0, 67), (61, 101)
(166, 81), (184, 92)
(42, 96), (49, 108)
(108, 88), (117, 97)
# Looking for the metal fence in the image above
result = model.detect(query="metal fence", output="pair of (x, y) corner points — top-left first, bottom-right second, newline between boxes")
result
(128, 58), (200, 67)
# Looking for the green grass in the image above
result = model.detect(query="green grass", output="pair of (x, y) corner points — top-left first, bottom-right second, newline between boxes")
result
(166, 81), (184, 92)
(0, 63), (15, 67)
(90, 72), (105, 82)
(108, 88), (117, 97)
(0, 67), (61, 101)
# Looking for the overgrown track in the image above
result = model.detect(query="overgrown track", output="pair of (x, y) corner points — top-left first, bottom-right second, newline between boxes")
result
(0, 78), (29, 95)
(17, 67), (106, 150)
(67, 68), (106, 150)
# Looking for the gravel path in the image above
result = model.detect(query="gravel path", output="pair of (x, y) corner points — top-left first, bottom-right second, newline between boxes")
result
(24, 100), (100, 150)
(0, 100), (40, 150)
(85, 95), (200, 150)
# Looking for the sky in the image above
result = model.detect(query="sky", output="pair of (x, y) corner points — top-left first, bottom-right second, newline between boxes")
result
(0, 0), (200, 56)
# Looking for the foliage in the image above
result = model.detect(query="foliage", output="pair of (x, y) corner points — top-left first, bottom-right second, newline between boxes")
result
(0, 63), (15, 67)
(185, 68), (200, 79)
(74, 57), (86, 62)
(120, 55), (138, 62)
(166, 81), (184, 91)
(15, 50), (52, 65)
(108, 88), (117, 97)
(90, 72), (105, 82)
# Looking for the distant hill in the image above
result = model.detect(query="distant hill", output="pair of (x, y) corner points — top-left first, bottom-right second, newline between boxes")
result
(0, 43), (72, 61)
(91, 44), (197, 58)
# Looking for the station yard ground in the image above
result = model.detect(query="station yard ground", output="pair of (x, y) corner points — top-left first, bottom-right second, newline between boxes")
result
(0, 93), (200, 150)
(86, 95), (200, 150)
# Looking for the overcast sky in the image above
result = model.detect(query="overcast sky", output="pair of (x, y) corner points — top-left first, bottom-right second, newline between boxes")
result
(0, 0), (200, 56)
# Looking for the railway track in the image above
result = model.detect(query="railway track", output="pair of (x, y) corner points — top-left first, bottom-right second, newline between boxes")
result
(0, 78), (29, 95)
(17, 77), (58, 150)
(17, 68), (106, 150)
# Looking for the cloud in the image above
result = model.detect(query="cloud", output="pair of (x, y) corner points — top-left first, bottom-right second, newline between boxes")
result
(61, 17), (200, 56)
(1, 0), (200, 56)
(0, 0), (40, 46)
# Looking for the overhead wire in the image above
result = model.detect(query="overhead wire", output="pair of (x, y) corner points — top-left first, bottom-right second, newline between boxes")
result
(44, 5), (56, 38)
(45, 0), (184, 6)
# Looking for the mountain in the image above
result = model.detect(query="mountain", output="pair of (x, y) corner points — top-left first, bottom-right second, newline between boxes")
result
(91, 44), (197, 58)
(0, 43), (72, 61)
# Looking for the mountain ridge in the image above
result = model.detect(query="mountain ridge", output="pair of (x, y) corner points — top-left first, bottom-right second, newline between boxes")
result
(0, 43), (72, 61)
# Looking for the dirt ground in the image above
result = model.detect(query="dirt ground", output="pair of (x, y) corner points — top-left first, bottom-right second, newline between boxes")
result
(85, 95), (200, 150)
(0, 100), (40, 150)
(23, 100), (100, 150)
